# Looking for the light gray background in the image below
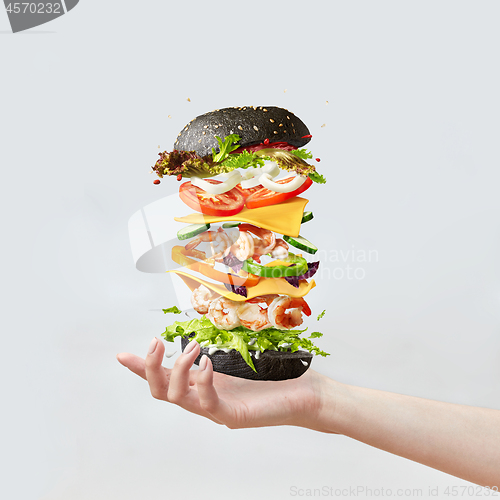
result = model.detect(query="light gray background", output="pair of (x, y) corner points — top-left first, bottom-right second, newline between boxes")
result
(1, 1), (499, 499)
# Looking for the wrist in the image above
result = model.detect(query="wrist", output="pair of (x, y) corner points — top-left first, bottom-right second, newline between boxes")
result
(294, 370), (353, 434)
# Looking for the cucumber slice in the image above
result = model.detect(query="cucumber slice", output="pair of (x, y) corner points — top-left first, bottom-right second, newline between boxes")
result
(301, 211), (314, 224)
(222, 222), (241, 229)
(177, 223), (210, 241)
(283, 234), (318, 254)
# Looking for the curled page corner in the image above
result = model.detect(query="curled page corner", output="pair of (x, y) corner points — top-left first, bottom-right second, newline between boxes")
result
(128, 193), (206, 309)
(129, 194), (190, 273)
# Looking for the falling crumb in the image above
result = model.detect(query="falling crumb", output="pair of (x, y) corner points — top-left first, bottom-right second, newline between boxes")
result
(321, 124), (326, 128)
(187, 98), (191, 102)
(168, 115), (172, 119)
(158, 145), (160, 148)
(149, 170), (154, 174)
(326, 101), (329, 105)
(284, 89), (287, 93)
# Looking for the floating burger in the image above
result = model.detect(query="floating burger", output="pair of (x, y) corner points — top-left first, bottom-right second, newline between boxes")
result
(152, 106), (329, 381)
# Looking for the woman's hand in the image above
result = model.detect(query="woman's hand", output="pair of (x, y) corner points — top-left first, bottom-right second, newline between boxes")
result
(117, 338), (500, 485)
(117, 338), (328, 430)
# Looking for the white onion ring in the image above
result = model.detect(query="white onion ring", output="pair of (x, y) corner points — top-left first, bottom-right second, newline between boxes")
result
(240, 161), (280, 188)
(241, 177), (263, 189)
(191, 171), (242, 194)
(259, 173), (307, 193)
(262, 162), (280, 178)
(241, 167), (263, 180)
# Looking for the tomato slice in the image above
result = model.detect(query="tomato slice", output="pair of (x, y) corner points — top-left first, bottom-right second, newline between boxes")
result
(179, 180), (245, 216)
(245, 176), (313, 209)
(235, 183), (263, 200)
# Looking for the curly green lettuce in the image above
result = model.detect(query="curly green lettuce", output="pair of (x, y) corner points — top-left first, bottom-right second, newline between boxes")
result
(163, 306), (182, 314)
(152, 135), (327, 183)
(162, 314), (329, 372)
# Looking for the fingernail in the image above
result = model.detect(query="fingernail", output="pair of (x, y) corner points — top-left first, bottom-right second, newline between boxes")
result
(183, 340), (197, 355)
(148, 337), (158, 354)
(199, 355), (208, 370)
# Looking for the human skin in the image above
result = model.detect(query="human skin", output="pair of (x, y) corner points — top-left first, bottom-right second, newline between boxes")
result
(117, 338), (500, 487)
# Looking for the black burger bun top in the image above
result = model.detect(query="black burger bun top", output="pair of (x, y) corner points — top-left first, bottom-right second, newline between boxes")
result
(174, 106), (311, 157)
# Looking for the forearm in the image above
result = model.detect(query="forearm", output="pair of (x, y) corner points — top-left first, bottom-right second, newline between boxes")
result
(312, 374), (500, 485)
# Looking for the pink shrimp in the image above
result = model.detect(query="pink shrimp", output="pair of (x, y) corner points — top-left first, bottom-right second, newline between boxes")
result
(237, 224), (276, 255)
(236, 295), (279, 331)
(206, 297), (241, 330)
(190, 284), (218, 315)
(270, 238), (289, 259)
(185, 228), (234, 260)
(267, 296), (312, 330)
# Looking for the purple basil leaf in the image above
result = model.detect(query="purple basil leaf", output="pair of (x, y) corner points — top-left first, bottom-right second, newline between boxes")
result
(222, 253), (244, 272)
(224, 282), (247, 297)
(284, 262), (320, 288)
(302, 261), (320, 279)
(285, 275), (300, 288)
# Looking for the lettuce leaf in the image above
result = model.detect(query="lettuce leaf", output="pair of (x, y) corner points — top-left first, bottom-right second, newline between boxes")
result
(161, 315), (329, 372)
(163, 306), (182, 314)
(308, 171), (327, 184)
(220, 150), (266, 171)
(255, 149), (326, 183)
(152, 150), (217, 178)
(212, 134), (241, 163)
(152, 136), (326, 183)
(291, 148), (313, 160)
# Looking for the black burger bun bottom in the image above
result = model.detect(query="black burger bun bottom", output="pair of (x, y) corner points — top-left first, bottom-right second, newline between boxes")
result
(181, 336), (313, 381)
(174, 106), (311, 158)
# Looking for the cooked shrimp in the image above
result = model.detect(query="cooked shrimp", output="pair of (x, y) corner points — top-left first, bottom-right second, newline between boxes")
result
(185, 228), (234, 260)
(206, 297), (241, 330)
(246, 294), (279, 304)
(271, 238), (289, 259)
(231, 231), (255, 261)
(267, 296), (312, 330)
(190, 284), (218, 315)
(238, 224), (276, 255)
(237, 295), (278, 331)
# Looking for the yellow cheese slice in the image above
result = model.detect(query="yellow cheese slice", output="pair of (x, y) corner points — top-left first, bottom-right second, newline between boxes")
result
(169, 270), (316, 302)
(174, 196), (309, 237)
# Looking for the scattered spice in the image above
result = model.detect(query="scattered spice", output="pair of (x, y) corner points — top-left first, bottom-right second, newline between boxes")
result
(153, 179), (161, 185)
(187, 98), (191, 102)
(321, 124), (326, 128)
